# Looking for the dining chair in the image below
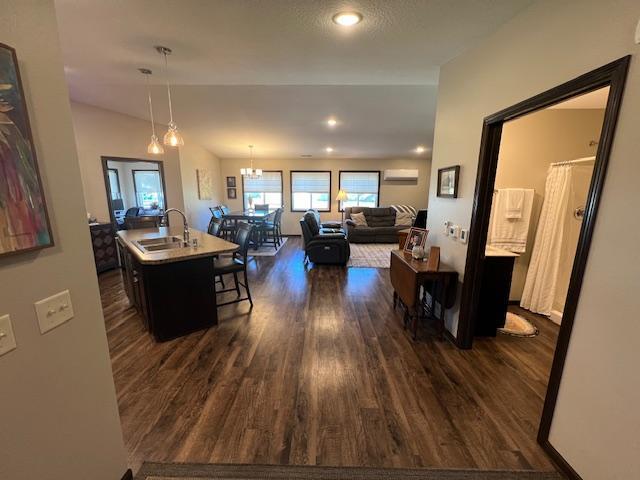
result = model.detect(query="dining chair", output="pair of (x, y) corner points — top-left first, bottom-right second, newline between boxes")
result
(209, 207), (236, 240)
(207, 216), (224, 237)
(259, 207), (283, 250)
(219, 205), (230, 215)
(214, 223), (254, 307)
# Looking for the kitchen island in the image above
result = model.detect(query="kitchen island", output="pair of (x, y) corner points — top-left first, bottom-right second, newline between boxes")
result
(116, 226), (238, 341)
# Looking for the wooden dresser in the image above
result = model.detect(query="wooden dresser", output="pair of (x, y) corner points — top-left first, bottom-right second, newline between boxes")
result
(89, 222), (119, 273)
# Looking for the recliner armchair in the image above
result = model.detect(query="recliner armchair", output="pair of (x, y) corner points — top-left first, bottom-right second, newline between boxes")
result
(300, 210), (350, 265)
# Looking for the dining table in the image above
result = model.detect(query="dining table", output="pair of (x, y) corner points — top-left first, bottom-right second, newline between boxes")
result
(222, 209), (275, 249)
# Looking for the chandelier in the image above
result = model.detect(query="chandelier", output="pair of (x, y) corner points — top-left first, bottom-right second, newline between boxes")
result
(240, 145), (262, 179)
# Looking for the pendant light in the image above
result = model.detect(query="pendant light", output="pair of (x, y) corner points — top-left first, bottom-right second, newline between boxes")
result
(139, 68), (164, 155)
(155, 45), (184, 147)
(240, 145), (262, 179)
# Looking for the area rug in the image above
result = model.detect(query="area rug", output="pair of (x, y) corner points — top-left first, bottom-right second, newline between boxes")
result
(498, 312), (539, 337)
(347, 243), (396, 268)
(135, 462), (563, 479)
(249, 237), (288, 257)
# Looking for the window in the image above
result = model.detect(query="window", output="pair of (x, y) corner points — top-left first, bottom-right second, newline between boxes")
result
(133, 170), (164, 210)
(107, 168), (121, 200)
(339, 171), (380, 210)
(242, 171), (283, 210)
(291, 171), (331, 212)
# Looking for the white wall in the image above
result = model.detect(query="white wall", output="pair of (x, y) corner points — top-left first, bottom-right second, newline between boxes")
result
(71, 101), (185, 222)
(72, 102), (223, 232)
(0, 1), (127, 479)
(428, 0), (640, 478)
(220, 156), (431, 235)
(178, 143), (224, 231)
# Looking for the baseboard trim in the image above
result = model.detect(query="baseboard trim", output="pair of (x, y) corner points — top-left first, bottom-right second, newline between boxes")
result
(121, 468), (133, 480)
(540, 439), (582, 480)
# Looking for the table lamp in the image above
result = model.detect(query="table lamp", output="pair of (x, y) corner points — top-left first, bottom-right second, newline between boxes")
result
(336, 189), (348, 223)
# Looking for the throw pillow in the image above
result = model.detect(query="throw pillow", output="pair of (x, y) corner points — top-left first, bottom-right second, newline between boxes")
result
(395, 211), (414, 226)
(350, 212), (368, 227)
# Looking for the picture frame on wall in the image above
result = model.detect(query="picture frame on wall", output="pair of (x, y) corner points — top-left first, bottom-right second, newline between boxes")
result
(0, 43), (54, 258)
(227, 187), (237, 199)
(437, 165), (460, 198)
(226, 176), (236, 188)
(403, 227), (429, 254)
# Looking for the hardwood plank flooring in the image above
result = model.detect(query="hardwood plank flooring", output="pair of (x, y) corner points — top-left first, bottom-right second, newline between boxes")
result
(99, 238), (559, 473)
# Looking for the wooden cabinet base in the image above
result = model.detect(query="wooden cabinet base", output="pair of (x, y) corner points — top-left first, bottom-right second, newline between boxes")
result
(118, 236), (218, 342)
(142, 257), (218, 342)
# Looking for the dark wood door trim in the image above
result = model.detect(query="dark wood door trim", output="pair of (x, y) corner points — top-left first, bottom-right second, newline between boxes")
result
(456, 56), (630, 479)
(101, 156), (168, 225)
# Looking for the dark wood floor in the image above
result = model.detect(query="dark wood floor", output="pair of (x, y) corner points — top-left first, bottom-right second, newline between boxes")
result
(100, 238), (560, 473)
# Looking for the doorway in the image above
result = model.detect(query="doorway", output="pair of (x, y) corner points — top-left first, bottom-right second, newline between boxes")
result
(101, 156), (168, 229)
(457, 57), (629, 477)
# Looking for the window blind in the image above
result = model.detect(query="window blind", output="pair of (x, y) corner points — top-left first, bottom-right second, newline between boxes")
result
(243, 171), (282, 192)
(291, 171), (330, 193)
(340, 171), (380, 193)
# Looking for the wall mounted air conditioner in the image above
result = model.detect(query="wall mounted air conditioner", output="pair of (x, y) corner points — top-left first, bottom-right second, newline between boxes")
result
(383, 169), (419, 181)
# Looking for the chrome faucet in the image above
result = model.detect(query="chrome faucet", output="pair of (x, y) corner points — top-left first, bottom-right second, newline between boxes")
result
(163, 208), (190, 244)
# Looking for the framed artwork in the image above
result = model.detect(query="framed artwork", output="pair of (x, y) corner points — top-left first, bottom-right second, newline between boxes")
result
(196, 168), (213, 200)
(403, 227), (429, 253)
(0, 43), (53, 257)
(437, 165), (460, 198)
(226, 176), (236, 188)
(227, 187), (237, 199)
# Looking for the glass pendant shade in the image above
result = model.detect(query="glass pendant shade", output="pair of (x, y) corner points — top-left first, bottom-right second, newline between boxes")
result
(163, 121), (184, 147)
(148, 134), (164, 154)
(140, 67), (163, 155)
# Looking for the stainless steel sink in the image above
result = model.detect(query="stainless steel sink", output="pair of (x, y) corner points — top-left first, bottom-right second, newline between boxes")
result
(134, 236), (188, 252)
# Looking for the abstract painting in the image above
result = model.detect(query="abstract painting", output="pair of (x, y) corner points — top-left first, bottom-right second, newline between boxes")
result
(196, 168), (213, 200)
(0, 43), (53, 257)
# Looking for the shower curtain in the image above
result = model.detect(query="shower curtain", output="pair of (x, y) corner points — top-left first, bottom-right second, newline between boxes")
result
(520, 165), (573, 315)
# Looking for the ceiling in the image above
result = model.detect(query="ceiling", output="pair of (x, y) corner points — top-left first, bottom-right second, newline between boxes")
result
(54, 0), (534, 159)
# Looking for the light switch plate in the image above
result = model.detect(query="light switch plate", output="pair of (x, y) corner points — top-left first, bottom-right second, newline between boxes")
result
(460, 228), (469, 244)
(0, 314), (17, 357)
(34, 290), (74, 334)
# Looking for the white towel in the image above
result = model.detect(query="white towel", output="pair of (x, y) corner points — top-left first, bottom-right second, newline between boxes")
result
(504, 188), (525, 219)
(488, 189), (534, 253)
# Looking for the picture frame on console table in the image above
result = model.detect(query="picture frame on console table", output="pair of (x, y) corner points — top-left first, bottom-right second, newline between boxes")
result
(403, 227), (428, 253)
(0, 43), (54, 258)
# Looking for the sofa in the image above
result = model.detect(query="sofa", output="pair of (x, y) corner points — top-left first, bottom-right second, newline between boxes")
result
(344, 206), (412, 243)
(299, 210), (350, 265)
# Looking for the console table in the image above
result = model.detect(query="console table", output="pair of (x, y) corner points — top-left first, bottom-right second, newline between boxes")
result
(390, 249), (458, 340)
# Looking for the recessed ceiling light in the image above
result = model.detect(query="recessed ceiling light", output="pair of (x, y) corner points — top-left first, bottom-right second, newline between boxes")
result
(325, 147), (334, 153)
(415, 146), (426, 154)
(332, 12), (362, 27)
(327, 117), (337, 127)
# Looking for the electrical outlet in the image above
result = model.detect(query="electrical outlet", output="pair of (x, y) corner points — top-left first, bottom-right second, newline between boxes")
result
(448, 225), (457, 238)
(34, 290), (74, 334)
(0, 314), (17, 357)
